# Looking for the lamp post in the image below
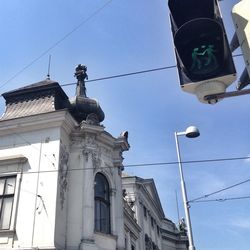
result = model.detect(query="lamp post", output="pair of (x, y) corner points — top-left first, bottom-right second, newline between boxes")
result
(174, 126), (200, 250)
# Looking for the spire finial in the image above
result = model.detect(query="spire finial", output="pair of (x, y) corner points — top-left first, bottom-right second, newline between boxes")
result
(46, 55), (52, 80)
(74, 64), (88, 97)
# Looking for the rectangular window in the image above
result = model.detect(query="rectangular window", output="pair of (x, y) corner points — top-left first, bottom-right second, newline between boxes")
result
(151, 217), (154, 228)
(0, 176), (16, 230)
(143, 206), (147, 218)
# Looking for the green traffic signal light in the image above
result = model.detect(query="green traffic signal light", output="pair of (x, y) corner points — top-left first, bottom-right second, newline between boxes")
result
(174, 18), (225, 81)
(191, 44), (219, 74)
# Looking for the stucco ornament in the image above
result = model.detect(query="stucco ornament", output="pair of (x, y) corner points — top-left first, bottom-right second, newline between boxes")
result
(82, 146), (101, 171)
(59, 144), (69, 209)
(81, 132), (102, 171)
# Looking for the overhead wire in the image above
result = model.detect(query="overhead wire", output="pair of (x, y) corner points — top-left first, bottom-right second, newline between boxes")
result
(61, 53), (243, 87)
(13, 132), (56, 167)
(1, 154), (249, 175)
(1, 153), (249, 205)
(1, 138), (249, 205)
(190, 196), (250, 203)
(4, 130), (250, 174)
(2, 126), (250, 207)
(0, 2), (244, 93)
(6, 129), (250, 173)
(61, 65), (177, 87)
(2, 162), (250, 176)
(0, 0), (113, 91)
(189, 178), (250, 203)
(125, 155), (250, 168)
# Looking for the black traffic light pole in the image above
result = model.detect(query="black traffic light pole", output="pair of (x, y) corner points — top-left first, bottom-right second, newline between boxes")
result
(205, 88), (250, 103)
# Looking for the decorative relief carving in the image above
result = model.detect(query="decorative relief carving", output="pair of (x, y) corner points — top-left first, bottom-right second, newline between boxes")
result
(85, 133), (96, 148)
(82, 147), (93, 162)
(112, 149), (124, 167)
(69, 135), (83, 150)
(113, 145), (127, 175)
(101, 146), (112, 159)
(103, 163), (112, 177)
(92, 149), (101, 170)
(123, 192), (136, 219)
(72, 131), (117, 173)
(82, 145), (101, 172)
(59, 144), (69, 209)
(85, 113), (99, 125)
(71, 131), (97, 150)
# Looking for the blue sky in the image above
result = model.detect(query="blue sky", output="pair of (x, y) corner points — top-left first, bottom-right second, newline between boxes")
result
(0, 0), (249, 249)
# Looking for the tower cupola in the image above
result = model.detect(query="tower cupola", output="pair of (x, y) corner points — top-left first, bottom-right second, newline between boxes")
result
(69, 64), (105, 124)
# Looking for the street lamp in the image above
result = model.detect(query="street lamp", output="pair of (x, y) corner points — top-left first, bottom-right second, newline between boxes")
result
(174, 126), (200, 250)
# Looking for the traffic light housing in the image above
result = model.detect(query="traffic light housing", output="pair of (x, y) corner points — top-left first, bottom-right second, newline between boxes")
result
(168, 0), (236, 103)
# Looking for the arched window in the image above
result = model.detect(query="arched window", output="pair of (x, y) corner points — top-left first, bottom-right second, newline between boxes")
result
(94, 173), (110, 234)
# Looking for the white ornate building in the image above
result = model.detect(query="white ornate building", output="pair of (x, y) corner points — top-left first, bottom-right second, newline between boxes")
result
(122, 175), (188, 250)
(0, 66), (188, 250)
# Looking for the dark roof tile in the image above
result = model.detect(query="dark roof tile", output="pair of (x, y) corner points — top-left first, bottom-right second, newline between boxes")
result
(1, 79), (69, 121)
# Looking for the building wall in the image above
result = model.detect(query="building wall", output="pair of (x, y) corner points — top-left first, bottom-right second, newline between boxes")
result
(122, 176), (188, 250)
(0, 112), (65, 249)
(65, 124), (129, 250)
(122, 177), (163, 250)
(161, 219), (188, 250)
(0, 110), (130, 250)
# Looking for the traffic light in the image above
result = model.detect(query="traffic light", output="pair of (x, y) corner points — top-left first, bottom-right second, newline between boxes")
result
(168, 0), (236, 103)
(231, 0), (250, 90)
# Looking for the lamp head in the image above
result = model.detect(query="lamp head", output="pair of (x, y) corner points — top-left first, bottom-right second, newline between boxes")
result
(185, 126), (200, 138)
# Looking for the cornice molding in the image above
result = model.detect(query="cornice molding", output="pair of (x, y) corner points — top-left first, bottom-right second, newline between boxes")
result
(0, 154), (27, 166)
(0, 110), (77, 136)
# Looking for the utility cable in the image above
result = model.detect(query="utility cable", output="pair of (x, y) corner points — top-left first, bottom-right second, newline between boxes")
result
(61, 53), (243, 86)
(0, 36), (243, 91)
(0, 0), (113, 90)
(1, 52), (244, 93)
(233, 53), (243, 58)
(125, 156), (250, 168)
(189, 178), (250, 203)
(0, 156), (249, 176)
(190, 195), (250, 203)
(11, 130), (250, 173)
(14, 132), (56, 168)
(61, 65), (177, 87)
(6, 128), (250, 173)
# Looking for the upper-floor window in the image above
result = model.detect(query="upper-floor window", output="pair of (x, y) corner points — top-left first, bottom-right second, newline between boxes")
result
(151, 216), (154, 228)
(0, 176), (16, 230)
(157, 225), (160, 236)
(145, 234), (152, 250)
(94, 173), (110, 234)
(143, 206), (147, 218)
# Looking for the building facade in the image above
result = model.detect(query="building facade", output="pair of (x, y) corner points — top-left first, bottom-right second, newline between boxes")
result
(0, 66), (187, 250)
(122, 175), (188, 250)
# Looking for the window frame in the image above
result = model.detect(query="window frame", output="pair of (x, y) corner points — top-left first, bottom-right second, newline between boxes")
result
(157, 225), (160, 236)
(143, 205), (147, 219)
(94, 173), (111, 234)
(0, 155), (27, 234)
(0, 175), (17, 230)
(151, 216), (154, 228)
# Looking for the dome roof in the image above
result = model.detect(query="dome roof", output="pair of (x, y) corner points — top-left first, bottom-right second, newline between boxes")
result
(68, 64), (105, 124)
